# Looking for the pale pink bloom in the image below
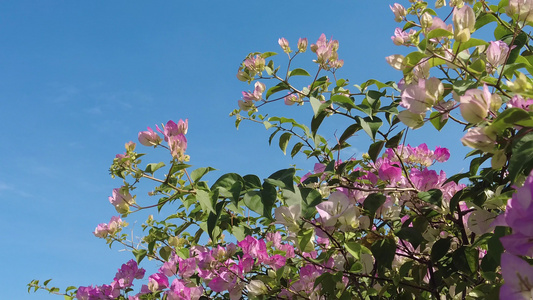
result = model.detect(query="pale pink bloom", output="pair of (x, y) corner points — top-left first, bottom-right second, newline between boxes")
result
(244, 55), (265, 74)
(168, 134), (187, 160)
(284, 93), (299, 106)
(390, 3), (406, 22)
(391, 28), (415, 46)
(453, 5), (475, 42)
(506, 0), (533, 23)
(93, 223), (109, 238)
(486, 41), (510, 72)
(400, 78), (442, 114)
(461, 127), (496, 152)
(460, 85), (492, 124)
(138, 126), (162, 146)
(109, 187), (133, 214)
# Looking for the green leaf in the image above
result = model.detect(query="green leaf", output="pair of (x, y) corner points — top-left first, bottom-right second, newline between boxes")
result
(288, 68), (310, 77)
(144, 162), (165, 174)
(260, 182), (277, 219)
(345, 242), (361, 260)
(363, 193), (386, 217)
(371, 238), (396, 270)
(207, 200), (225, 241)
(452, 247), (478, 275)
(431, 238), (451, 262)
(196, 189), (216, 214)
(395, 227), (424, 249)
(243, 191), (263, 215)
(298, 228), (314, 252)
(260, 51), (277, 58)
(368, 140), (385, 163)
(489, 108), (533, 135)
(509, 134), (533, 183)
(132, 249), (147, 264)
(159, 246), (172, 261)
(429, 111), (448, 131)
(243, 174), (262, 189)
(190, 167), (216, 182)
(427, 28), (453, 39)
(453, 38), (488, 54)
(475, 13), (498, 30)
(385, 130), (404, 149)
(169, 163), (192, 175)
(418, 189), (443, 206)
(265, 81), (289, 100)
(290, 142), (304, 158)
(331, 94), (356, 109)
(358, 116), (382, 140)
(311, 111), (327, 137)
(339, 123), (362, 144)
(265, 168), (295, 192)
(279, 132), (292, 155)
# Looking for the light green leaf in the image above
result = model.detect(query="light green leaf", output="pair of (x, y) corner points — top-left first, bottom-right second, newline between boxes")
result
(288, 68), (310, 77)
(279, 132), (292, 155)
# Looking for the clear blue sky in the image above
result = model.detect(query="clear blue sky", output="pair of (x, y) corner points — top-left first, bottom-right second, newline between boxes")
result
(0, 1), (471, 298)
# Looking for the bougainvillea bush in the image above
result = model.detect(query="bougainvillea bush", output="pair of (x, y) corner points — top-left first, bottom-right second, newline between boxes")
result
(29, 0), (533, 299)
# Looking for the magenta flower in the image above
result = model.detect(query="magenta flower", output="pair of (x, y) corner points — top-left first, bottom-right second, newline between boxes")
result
(507, 95), (533, 111)
(166, 278), (203, 300)
(148, 272), (169, 291)
(500, 253), (533, 299)
(434, 146), (450, 162)
(113, 259), (145, 289)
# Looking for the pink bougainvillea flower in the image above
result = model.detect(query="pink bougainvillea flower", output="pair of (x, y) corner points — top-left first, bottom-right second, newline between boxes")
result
(500, 253), (533, 299)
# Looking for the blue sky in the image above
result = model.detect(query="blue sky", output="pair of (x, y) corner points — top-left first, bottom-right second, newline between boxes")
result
(0, 1), (472, 299)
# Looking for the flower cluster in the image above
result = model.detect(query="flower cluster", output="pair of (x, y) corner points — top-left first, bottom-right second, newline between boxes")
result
(138, 119), (189, 161)
(310, 34), (343, 70)
(93, 216), (124, 238)
(76, 260), (145, 300)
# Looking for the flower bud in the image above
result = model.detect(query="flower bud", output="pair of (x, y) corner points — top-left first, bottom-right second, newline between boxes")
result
(278, 37), (291, 53)
(421, 12), (434, 29)
(125, 141), (136, 152)
(453, 5), (475, 42)
(297, 38), (308, 52)
(390, 3), (407, 22)
(490, 93), (502, 112)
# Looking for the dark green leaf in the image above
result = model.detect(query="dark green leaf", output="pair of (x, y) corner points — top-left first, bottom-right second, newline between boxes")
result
(265, 168), (295, 192)
(431, 238), (451, 262)
(132, 249), (147, 264)
(368, 140), (385, 163)
(363, 193), (386, 217)
(265, 82), (290, 100)
(418, 189), (443, 206)
(371, 238), (396, 270)
(339, 123), (362, 144)
(396, 227), (424, 249)
(509, 137), (533, 183)
(311, 111), (328, 136)
(291, 142), (304, 158)
(358, 116), (382, 140)
(385, 130), (404, 148)
(490, 108), (533, 135)
(243, 174), (262, 190)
